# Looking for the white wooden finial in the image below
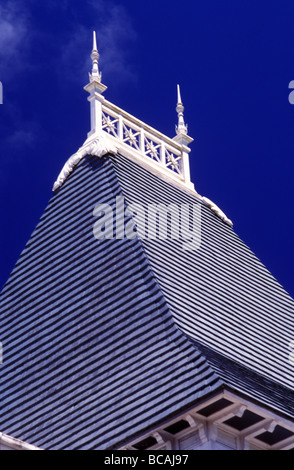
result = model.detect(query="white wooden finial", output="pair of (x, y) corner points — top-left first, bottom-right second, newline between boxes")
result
(84, 32), (107, 137)
(176, 84), (188, 135)
(173, 85), (194, 186)
(90, 31), (102, 82)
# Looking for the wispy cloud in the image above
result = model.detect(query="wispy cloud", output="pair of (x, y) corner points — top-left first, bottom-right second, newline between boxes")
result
(0, 1), (35, 179)
(0, 1), (137, 85)
(1, 97), (41, 152)
(92, 2), (137, 85)
(7, 127), (37, 148)
(58, 0), (137, 87)
(0, 0), (138, 178)
(0, 1), (31, 76)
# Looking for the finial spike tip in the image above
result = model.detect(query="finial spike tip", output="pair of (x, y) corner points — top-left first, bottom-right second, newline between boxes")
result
(177, 84), (182, 105)
(93, 31), (98, 52)
(90, 31), (101, 82)
(175, 84), (187, 135)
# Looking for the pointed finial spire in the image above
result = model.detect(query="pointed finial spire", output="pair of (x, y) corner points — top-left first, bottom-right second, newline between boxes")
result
(173, 84), (194, 185)
(93, 30), (98, 51)
(177, 84), (182, 106)
(84, 32), (107, 137)
(176, 84), (188, 135)
(90, 31), (102, 82)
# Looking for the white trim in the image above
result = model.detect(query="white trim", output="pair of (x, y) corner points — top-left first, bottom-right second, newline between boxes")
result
(120, 391), (294, 451)
(0, 433), (41, 451)
(222, 390), (294, 433)
(101, 99), (193, 187)
(202, 196), (233, 227)
(52, 133), (117, 191)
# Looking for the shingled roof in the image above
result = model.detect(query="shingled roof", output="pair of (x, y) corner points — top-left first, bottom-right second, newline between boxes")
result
(1, 33), (294, 450)
(0, 151), (293, 450)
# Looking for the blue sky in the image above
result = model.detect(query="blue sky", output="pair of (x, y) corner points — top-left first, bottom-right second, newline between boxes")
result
(0, 0), (294, 297)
